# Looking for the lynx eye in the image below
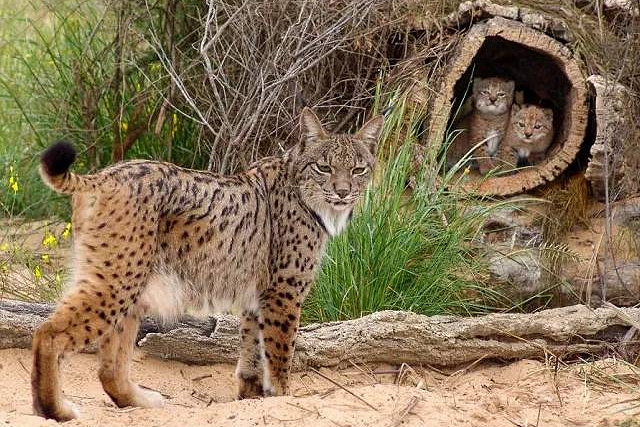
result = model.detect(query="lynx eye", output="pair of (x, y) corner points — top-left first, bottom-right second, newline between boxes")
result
(315, 163), (332, 174)
(352, 167), (367, 176)
(497, 92), (505, 97)
(481, 90), (490, 96)
(534, 124), (541, 129)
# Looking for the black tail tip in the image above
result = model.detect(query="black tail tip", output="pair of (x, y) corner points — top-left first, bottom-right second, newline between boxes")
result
(41, 141), (76, 176)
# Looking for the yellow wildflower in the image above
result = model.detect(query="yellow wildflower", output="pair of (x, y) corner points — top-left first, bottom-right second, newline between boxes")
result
(62, 222), (72, 239)
(34, 265), (42, 280)
(171, 113), (179, 138)
(463, 167), (470, 175)
(42, 232), (58, 248)
(1, 264), (7, 273)
(8, 176), (18, 194)
(121, 121), (129, 132)
(0, 243), (8, 252)
(41, 254), (50, 263)
(8, 165), (19, 193)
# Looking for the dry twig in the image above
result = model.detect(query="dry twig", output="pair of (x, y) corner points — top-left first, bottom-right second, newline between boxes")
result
(310, 367), (378, 411)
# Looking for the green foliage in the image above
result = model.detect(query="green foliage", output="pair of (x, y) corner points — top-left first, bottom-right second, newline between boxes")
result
(303, 101), (507, 323)
(0, 221), (70, 302)
(0, 1), (203, 220)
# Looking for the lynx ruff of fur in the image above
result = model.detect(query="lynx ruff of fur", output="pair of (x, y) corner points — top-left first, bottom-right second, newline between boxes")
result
(31, 107), (384, 422)
(496, 103), (554, 169)
(449, 77), (515, 174)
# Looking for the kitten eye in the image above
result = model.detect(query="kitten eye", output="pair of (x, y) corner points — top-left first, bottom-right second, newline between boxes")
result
(534, 124), (541, 129)
(315, 163), (332, 173)
(352, 167), (367, 175)
(498, 93), (505, 97)
(481, 90), (490, 96)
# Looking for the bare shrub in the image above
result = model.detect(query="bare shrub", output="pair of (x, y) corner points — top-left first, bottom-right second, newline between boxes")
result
(140, 0), (422, 172)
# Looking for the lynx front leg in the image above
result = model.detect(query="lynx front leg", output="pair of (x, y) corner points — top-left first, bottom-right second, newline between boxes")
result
(259, 292), (301, 396)
(236, 310), (265, 399)
(476, 130), (502, 174)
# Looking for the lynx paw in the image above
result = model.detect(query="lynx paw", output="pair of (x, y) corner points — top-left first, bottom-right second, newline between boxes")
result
(237, 374), (264, 399)
(61, 399), (81, 420)
(132, 386), (165, 408)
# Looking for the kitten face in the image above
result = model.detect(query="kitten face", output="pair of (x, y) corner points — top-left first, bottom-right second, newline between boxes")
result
(295, 108), (382, 217)
(473, 77), (515, 115)
(510, 104), (554, 158)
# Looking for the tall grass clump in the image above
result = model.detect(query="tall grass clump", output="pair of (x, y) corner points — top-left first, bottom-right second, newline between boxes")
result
(304, 99), (507, 323)
(0, 1), (204, 220)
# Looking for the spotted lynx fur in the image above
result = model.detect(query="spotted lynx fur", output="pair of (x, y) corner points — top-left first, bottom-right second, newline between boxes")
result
(31, 107), (384, 421)
(448, 77), (515, 174)
(496, 103), (554, 169)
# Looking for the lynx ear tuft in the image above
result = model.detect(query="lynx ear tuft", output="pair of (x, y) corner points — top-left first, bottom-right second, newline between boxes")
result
(356, 115), (384, 155)
(300, 107), (327, 142)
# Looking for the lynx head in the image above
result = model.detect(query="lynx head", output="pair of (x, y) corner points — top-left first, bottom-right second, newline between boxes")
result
(472, 77), (515, 115)
(510, 104), (554, 159)
(294, 107), (383, 236)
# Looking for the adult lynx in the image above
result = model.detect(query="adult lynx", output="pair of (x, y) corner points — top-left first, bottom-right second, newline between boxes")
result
(31, 107), (384, 421)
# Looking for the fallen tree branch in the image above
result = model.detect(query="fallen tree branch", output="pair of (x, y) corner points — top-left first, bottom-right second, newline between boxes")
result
(1, 300), (638, 369)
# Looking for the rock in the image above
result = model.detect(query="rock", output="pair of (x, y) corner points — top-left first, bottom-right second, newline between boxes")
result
(487, 248), (542, 297)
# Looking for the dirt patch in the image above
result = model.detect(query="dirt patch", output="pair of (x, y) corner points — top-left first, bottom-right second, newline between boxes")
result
(0, 348), (637, 427)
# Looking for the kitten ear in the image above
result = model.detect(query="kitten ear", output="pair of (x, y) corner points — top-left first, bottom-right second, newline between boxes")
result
(472, 77), (481, 91)
(543, 108), (554, 123)
(511, 103), (521, 114)
(514, 90), (524, 105)
(355, 115), (384, 155)
(300, 107), (327, 142)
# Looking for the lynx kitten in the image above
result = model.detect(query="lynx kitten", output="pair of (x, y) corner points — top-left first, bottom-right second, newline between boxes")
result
(497, 103), (554, 168)
(448, 76), (515, 173)
(31, 107), (384, 421)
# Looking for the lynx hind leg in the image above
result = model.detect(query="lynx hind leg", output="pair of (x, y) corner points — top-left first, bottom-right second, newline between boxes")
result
(236, 310), (265, 399)
(98, 310), (164, 409)
(32, 284), (116, 421)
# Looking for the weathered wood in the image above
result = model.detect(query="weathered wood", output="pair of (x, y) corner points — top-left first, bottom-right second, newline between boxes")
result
(603, 0), (639, 16)
(0, 299), (217, 346)
(407, 1), (572, 42)
(1, 300), (638, 368)
(584, 75), (630, 201)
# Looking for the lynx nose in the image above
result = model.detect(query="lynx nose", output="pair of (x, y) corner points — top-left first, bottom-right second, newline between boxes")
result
(489, 95), (497, 103)
(335, 188), (349, 199)
(524, 130), (533, 137)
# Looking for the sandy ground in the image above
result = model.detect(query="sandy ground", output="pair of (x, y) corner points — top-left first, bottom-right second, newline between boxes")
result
(0, 349), (638, 427)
